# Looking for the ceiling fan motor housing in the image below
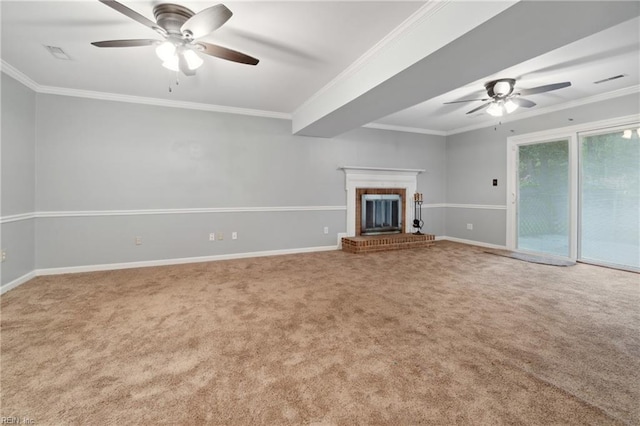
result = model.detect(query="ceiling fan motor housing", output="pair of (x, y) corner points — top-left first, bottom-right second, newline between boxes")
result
(153, 4), (194, 36)
(485, 78), (515, 99)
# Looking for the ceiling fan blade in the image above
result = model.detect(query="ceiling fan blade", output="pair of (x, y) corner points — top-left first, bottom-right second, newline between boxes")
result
(512, 97), (536, 108)
(181, 4), (233, 40)
(444, 98), (489, 104)
(98, 0), (166, 36)
(518, 81), (571, 96)
(466, 102), (492, 115)
(196, 42), (259, 65)
(91, 39), (159, 48)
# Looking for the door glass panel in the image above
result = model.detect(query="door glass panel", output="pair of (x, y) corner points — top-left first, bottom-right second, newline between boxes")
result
(580, 128), (640, 269)
(517, 140), (570, 257)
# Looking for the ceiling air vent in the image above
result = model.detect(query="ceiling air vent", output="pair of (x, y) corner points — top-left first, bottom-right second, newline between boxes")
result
(44, 45), (71, 60)
(594, 74), (626, 84)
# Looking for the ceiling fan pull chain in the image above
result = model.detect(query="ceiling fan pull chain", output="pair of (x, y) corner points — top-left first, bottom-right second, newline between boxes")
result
(168, 70), (181, 93)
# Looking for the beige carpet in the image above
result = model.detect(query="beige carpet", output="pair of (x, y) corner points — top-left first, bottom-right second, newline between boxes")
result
(1, 241), (638, 425)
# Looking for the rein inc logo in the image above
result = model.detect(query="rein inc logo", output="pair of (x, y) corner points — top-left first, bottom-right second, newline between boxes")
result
(1, 417), (35, 424)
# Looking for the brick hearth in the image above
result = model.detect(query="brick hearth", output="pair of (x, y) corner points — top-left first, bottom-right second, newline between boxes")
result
(342, 233), (435, 254)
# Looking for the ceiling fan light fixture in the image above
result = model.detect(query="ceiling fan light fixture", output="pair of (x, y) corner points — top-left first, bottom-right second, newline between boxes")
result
(487, 102), (504, 117)
(183, 49), (204, 70)
(162, 56), (180, 72)
(504, 99), (519, 114)
(155, 41), (177, 62)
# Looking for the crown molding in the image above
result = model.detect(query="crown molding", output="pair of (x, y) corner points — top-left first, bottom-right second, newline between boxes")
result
(37, 86), (292, 120)
(446, 84), (640, 136)
(1, 60), (291, 120)
(0, 60), (39, 91)
(362, 123), (447, 137)
(5, 58), (637, 137)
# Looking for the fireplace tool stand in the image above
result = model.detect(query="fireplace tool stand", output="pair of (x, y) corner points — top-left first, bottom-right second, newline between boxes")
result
(413, 193), (424, 235)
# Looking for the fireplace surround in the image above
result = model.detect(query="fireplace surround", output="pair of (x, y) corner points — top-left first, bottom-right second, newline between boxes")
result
(340, 166), (424, 237)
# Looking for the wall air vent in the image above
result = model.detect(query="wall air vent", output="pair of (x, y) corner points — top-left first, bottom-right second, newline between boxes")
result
(44, 45), (71, 60)
(593, 74), (626, 84)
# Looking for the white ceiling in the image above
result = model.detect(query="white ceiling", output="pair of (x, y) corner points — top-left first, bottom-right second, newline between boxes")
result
(2, 1), (639, 135)
(375, 15), (640, 134)
(1, 1), (423, 113)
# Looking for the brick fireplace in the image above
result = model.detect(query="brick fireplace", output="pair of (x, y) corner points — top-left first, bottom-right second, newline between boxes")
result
(340, 166), (422, 237)
(340, 166), (435, 253)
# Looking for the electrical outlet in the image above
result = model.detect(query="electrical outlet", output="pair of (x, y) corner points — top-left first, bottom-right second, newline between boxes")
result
(323, 226), (329, 234)
(467, 224), (473, 230)
(209, 233), (215, 241)
(135, 236), (142, 245)
(217, 233), (224, 241)
(1, 250), (6, 262)
(232, 232), (237, 240)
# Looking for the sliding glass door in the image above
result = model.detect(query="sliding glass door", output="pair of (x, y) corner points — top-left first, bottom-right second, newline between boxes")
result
(516, 140), (571, 257)
(509, 120), (639, 271)
(580, 127), (639, 269)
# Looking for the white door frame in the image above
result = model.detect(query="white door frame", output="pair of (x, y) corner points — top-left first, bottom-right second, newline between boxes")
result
(506, 114), (639, 261)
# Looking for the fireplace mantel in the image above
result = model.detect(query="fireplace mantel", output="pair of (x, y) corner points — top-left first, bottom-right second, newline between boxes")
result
(339, 166), (425, 176)
(340, 166), (424, 237)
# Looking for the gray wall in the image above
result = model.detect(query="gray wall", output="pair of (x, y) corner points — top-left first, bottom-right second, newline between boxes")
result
(1, 73), (36, 286)
(445, 92), (640, 245)
(3, 68), (635, 275)
(33, 94), (446, 268)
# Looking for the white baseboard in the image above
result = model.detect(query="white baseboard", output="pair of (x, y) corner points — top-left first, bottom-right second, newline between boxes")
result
(35, 245), (339, 276)
(438, 236), (507, 250)
(2, 239), (508, 293)
(1, 271), (37, 295)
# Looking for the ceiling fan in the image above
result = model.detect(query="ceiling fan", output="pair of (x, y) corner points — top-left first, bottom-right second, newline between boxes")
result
(445, 78), (571, 117)
(91, 0), (259, 76)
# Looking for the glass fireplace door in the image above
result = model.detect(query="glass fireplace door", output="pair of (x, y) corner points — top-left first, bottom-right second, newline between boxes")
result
(361, 194), (402, 235)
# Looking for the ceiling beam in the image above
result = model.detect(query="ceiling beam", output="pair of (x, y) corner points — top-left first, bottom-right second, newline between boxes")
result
(292, 1), (640, 138)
